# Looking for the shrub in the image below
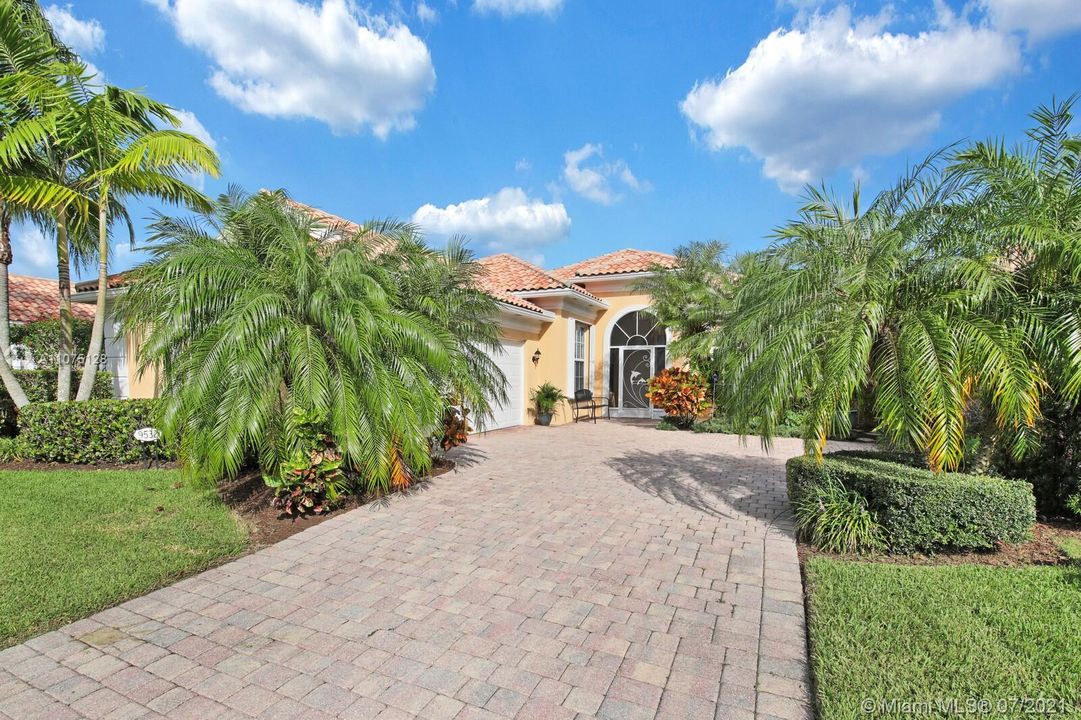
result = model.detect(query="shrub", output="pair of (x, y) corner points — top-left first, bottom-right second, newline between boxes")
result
(993, 400), (1081, 516)
(263, 410), (348, 517)
(0, 370), (112, 436)
(0, 436), (24, 462)
(655, 417), (682, 431)
(10, 318), (93, 370)
(1067, 494), (1081, 519)
(646, 367), (710, 424)
(793, 478), (883, 553)
(787, 452), (1035, 553)
(439, 404), (471, 451)
(18, 399), (173, 464)
(693, 415), (803, 438)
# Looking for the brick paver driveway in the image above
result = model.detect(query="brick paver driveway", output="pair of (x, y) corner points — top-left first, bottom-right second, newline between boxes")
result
(0, 421), (830, 720)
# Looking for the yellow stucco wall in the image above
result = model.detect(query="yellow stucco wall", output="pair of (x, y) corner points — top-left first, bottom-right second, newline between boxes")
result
(506, 287), (657, 427)
(124, 330), (160, 399)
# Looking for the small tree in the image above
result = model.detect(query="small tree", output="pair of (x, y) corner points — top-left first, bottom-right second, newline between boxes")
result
(118, 189), (504, 491)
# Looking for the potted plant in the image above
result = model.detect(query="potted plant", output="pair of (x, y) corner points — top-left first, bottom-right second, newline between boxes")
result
(531, 382), (565, 426)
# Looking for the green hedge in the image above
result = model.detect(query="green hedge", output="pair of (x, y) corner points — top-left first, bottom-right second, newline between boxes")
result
(787, 452), (1035, 553)
(0, 370), (113, 436)
(18, 399), (173, 464)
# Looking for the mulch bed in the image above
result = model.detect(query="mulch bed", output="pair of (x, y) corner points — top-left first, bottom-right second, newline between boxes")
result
(799, 516), (1081, 567)
(218, 458), (456, 548)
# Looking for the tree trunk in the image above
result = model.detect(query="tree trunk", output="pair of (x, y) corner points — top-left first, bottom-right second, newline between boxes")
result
(56, 211), (73, 402)
(0, 209), (12, 354)
(0, 209), (28, 407)
(76, 194), (108, 401)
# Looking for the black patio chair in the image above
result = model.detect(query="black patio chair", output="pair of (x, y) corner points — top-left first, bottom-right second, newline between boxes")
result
(571, 389), (609, 423)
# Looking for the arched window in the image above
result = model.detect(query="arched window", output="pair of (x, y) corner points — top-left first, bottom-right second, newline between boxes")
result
(609, 310), (667, 412)
(610, 310), (667, 347)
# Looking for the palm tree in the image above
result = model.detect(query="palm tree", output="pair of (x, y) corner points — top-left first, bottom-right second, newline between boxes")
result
(717, 159), (1045, 471)
(950, 96), (1081, 404)
(72, 88), (219, 400)
(0, 47), (97, 401)
(947, 97), (1081, 486)
(0, 0), (63, 406)
(116, 189), (468, 490)
(375, 233), (507, 429)
(635, 241), (738, 371)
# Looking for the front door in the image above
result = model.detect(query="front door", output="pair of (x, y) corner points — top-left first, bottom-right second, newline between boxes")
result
(608, 309), (668, 419)
(618, 347), (656, 418)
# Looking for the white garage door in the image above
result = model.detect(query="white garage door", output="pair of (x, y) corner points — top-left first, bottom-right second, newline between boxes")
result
(481, 340), (524, 431)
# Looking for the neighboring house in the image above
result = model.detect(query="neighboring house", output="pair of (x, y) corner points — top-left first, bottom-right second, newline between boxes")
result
(71, 203), (678, 428)
(70, 272), (149, 399)
(6, 273), (95, 369)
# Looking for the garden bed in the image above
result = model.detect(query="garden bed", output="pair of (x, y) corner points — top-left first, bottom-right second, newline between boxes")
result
(799, 517), (1081, 567)
(219, 457), (456, 547)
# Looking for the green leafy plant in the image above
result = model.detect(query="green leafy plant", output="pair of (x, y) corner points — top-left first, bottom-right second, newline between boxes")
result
(439, 403), (471, 451)
(633, 241), (736, 372)
(531, 382), (565, 415)
(18, 399), (172, 464)
(0, 369), (111, 436)
(9, 319), (93, 370)
(1067, 494), (1081, 519)
(1056, 538), (1081, 564)
(794, 478), (884, 554)
(788, 453), (1035, 553)
(655, 417), (681, 431)
(693, 415), (804, 438)
(0, 435), (24, 461)
(263, 409), (348, 518)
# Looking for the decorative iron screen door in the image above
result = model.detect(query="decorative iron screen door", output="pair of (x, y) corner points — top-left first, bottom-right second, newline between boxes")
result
(619, 347), (653, 417)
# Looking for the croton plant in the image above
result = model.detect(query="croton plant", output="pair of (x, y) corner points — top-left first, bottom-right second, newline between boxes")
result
(264, 409), (348, 517)
(646, 367), (712, 426)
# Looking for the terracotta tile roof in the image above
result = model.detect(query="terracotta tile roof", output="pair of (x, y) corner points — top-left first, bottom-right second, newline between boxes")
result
(9, 274), (95, 323)
(552, 249), (678, 280)
(73, 272), (129, 293)
(476, 254), (603, 307)
(477, 254), (566, 293)
(283, 198), (363, 235)
(484, 288), (548, 315)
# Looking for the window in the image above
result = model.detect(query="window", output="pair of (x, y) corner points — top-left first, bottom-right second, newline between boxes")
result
(574, 322), (589, 392)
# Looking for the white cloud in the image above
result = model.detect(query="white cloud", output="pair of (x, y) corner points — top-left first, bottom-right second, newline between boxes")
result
(148, 0), (436, 137)
(562, 143), (648, 204)
(473, 0), (563, 17)
(980, 0), (1081, 41)
(164, 109), (217, 190)
(412, 187), (570, 254)
(11, 224), (54, 275)
(680, 6), (1022, 192)
(171, 109), (217, 151)
(416, 1), (438, 23)
(515, 158), (532, 172)
(43, 4), (105, 55)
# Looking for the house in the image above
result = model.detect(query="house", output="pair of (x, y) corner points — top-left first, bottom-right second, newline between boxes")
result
(6, 273), (96, 369)
(71, 203), (678, 429)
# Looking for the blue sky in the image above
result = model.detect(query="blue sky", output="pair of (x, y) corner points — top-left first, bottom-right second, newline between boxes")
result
(12, 0), (1081, 279)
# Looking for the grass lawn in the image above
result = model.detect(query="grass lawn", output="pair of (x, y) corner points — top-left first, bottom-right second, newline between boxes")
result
(0, 469), (248, 647)
(805, 558), (1081, 719)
